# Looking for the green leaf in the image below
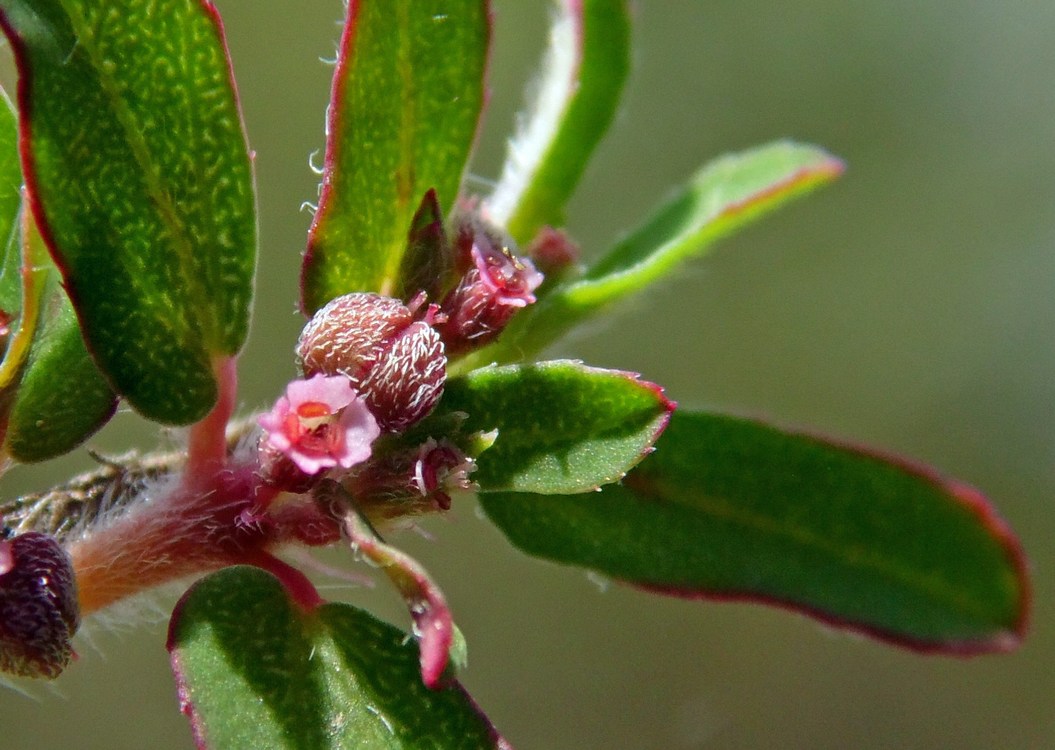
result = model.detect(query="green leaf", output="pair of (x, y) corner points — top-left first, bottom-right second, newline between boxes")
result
(168, 566), (507, 750)
(471, 141), (844, 368)
(481, 410), (1028, 652)
(0, 0), (257, 424)
(488, 0), (630, 244)
(583, 141), (842, 282)
(0, 87), (21, 319)
(0, 93), (113, 462)
(301, 0), (489, 313)
(440, 360), (673, 493)
(5, 279), (117, 462)
(0, 113), (117, 460)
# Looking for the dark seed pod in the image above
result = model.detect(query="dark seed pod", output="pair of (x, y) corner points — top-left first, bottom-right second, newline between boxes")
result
(0, 532), (79, 679)
(297, 293), (447, 433)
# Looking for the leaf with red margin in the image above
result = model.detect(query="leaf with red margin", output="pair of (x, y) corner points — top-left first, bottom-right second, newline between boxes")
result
(168, 566), (510, 750)
(0, 95), (116, 461)
(5, 258), (118, 462)
(0, 87), (20, 317)
(301, 0), (489, 313)
(0, 0), (256, 425)
(480, 410), (1029, 653)
(440, 360), (674, 494)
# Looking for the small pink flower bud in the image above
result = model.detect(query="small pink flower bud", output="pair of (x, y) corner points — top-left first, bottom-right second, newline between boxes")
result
(526, 227), (579, 280)
(410, 438), (476, 511)
(435, 221), (543, 357)
(0, 532), (79, 679)
(297, 293), (447, 433)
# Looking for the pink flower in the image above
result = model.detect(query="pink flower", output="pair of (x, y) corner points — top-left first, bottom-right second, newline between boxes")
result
(469, 238), (543, 308)
(411, 439), (476, 511)
(258, 374), (380, 475)
(436, 223), (544, 356)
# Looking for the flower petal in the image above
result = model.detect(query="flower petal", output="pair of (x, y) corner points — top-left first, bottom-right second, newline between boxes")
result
(335, 398), (381, 468)
(286, 373), (357, 411)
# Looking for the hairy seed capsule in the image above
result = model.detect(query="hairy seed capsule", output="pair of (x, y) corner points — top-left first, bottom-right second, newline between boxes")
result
(0, 531), (79, 679)
(297, 293), (446, 433)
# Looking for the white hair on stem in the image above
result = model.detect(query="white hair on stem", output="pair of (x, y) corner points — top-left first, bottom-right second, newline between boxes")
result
(486, 1), (578, 226)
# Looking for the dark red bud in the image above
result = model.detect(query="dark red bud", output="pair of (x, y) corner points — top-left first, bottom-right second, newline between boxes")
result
(410, 439), (476, 511)
(398, 188), (456, 300)
(526, 227), (579, 280)
(297, 293), (446, 433)
(0, 532), (79, 679)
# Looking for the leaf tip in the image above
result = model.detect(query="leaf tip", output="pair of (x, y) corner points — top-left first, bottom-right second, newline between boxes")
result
(811, 149), (847, 180)
(629, 370), (676, 424)
(941, 478), (1032, 645)
(731, 145), (845, 218)
(808, 433), (1032, 652)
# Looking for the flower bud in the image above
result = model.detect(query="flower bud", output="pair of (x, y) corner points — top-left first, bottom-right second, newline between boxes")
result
(344, 438), (476, 523)
(526, 227), (579, 282)
(0, 531), (79, 679)
(297, 293), (446, 433)
(435, 219), (543, 357)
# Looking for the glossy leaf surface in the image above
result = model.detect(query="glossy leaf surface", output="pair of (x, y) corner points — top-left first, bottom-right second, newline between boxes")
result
(441, 360), (673, 493)
(301, 0), (488, 312)
(481, 410), (1029, 652)
(168, 567), (507, 750)
(488, 0), (630, 244)
(0, 0), (256, 424)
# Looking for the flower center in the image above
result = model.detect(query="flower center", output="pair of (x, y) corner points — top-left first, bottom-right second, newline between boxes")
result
(296, 400), (333, 425)
(470, 241), (542, 306)
(287, 400), (345, 455)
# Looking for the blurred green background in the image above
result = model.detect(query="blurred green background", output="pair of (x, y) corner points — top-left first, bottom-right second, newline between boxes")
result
(1, 1), (1052, 747)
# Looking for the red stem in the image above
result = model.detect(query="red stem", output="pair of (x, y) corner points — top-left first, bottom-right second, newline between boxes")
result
(186, 356), (238, 477)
